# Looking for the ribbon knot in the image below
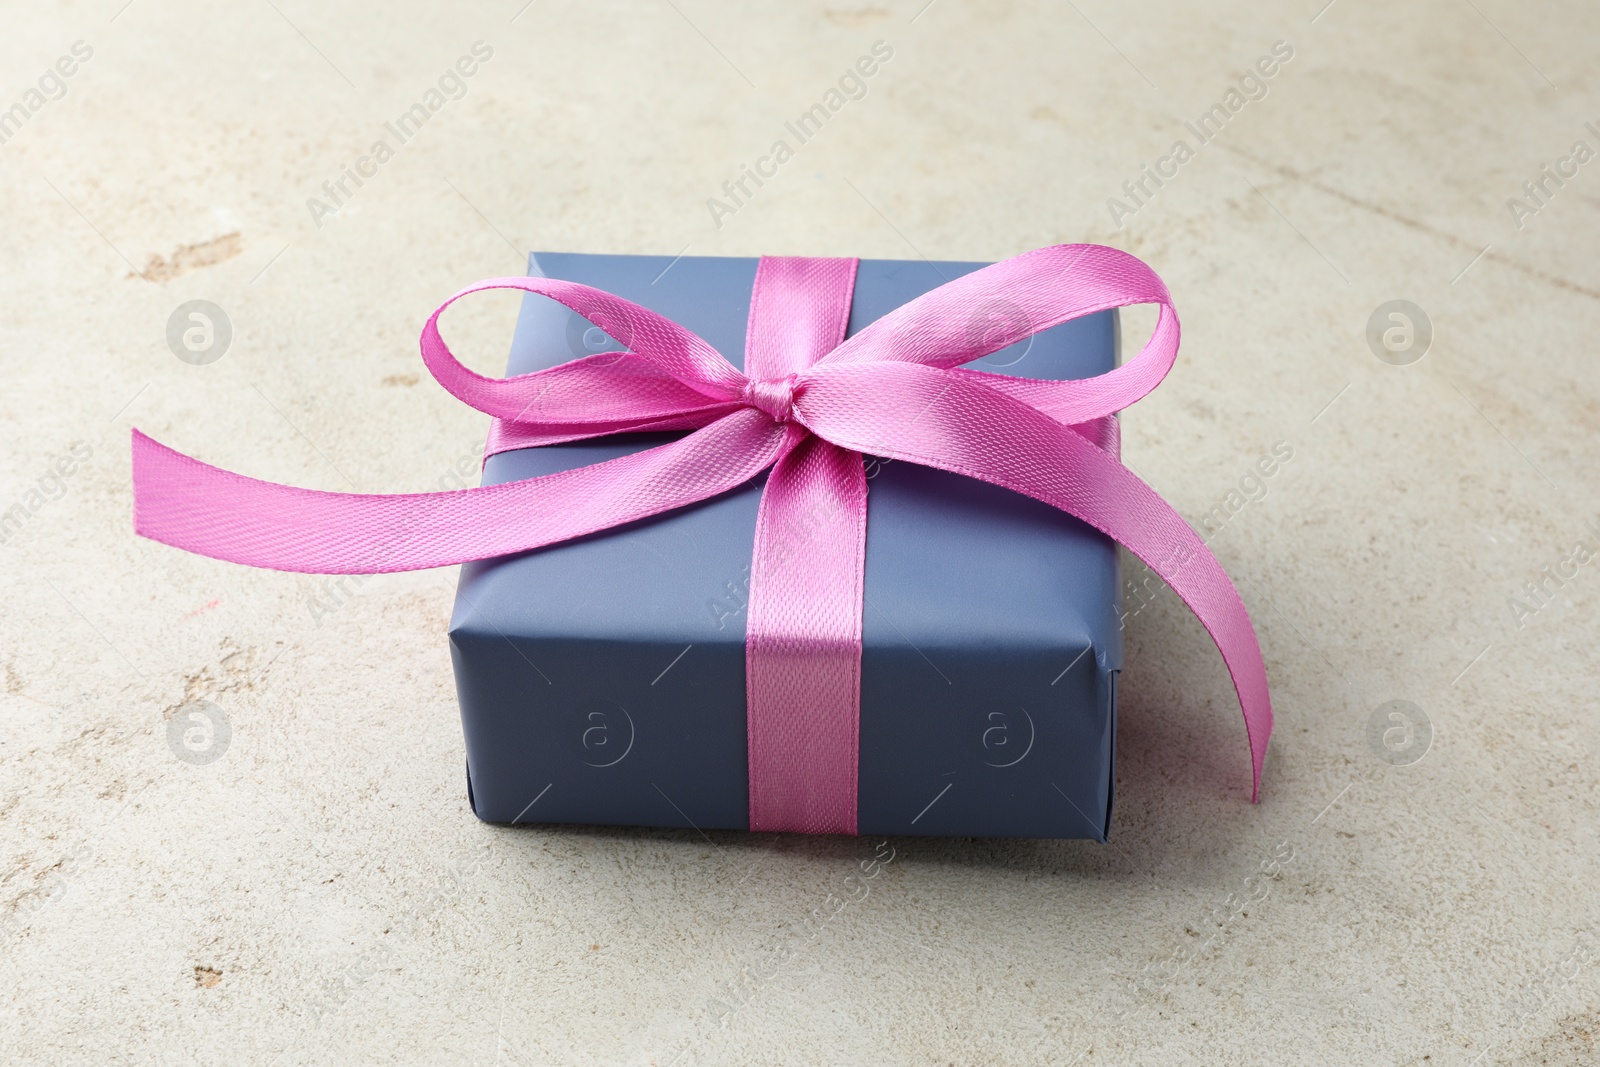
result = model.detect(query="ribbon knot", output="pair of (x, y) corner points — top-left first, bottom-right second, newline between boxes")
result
(743, 375), (799, 423)
(129, 245), (1276, 833)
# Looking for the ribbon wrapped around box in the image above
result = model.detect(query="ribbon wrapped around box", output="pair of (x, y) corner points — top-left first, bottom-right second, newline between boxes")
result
(132, 244), (1273, 838)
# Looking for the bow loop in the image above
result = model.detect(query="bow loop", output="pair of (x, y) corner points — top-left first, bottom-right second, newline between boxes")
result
(420, 276), (748, 427)
(816, 244), (1182, 425)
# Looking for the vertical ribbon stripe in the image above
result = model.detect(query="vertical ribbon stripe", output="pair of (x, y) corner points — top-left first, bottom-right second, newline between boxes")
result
(742, 257), (864, 834)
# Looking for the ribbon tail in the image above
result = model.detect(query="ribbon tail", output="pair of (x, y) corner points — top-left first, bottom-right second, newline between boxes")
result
(1020, 442), (1273, 800)
(132, 410), (787, 574)
(798, 362), (1273, 800)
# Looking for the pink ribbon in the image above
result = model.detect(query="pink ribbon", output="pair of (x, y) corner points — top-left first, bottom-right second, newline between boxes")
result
(131, 244), (1274, 832)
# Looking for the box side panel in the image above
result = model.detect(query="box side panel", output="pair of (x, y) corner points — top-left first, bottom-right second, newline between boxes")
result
(454, 632), (749, 829)
(857, 642), (1112, 838)
(1102, 670), (1118, 842)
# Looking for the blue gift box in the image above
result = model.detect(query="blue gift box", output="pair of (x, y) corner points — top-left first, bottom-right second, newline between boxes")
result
(449, 252), (1123, 838)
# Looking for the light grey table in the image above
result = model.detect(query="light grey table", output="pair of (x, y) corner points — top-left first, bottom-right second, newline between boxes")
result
(2, 1), (1596, 1063)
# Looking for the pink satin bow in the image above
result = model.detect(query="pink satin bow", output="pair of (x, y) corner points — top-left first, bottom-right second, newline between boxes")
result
(131, 244), (1273, 832)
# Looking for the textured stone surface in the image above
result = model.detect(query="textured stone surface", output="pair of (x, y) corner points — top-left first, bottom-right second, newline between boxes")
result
(2, 1), (1597, 1063)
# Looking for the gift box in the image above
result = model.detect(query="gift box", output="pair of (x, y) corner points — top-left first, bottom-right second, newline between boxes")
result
(449, 253), (1124, 839)
(133, 243), (1274, 838)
